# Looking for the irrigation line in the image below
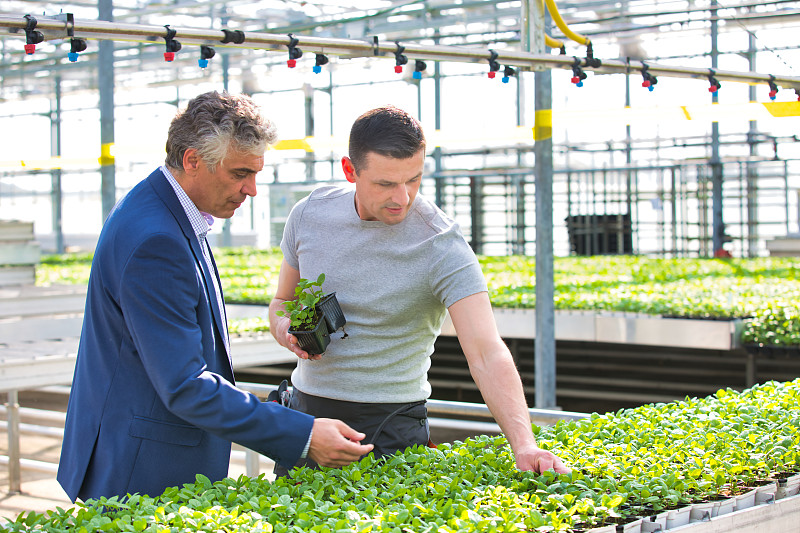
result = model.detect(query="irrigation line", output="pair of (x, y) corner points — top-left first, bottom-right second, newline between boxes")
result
(2, 14), (800, 90)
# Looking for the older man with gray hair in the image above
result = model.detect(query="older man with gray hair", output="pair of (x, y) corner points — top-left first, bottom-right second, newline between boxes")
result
(58, 91), (372, 503)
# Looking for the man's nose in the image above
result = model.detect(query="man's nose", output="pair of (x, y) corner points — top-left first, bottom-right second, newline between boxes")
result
(242, 174), (258, 197)
(393, 184), (410, 205)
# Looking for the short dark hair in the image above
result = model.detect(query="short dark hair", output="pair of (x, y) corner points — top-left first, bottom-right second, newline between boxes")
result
(348, 105), (426, 173)
(165, 91), (277, 172)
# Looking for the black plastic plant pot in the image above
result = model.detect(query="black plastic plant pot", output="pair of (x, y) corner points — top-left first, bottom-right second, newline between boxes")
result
(316, 292), (347, 332)
(289, 316), (331, 355)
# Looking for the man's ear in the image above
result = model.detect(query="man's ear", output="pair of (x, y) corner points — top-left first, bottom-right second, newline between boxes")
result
(182, 149), (201, 175)
(341, 156), (356, 183)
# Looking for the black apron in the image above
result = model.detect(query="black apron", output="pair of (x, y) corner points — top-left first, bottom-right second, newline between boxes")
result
(273, 387), (430, 477)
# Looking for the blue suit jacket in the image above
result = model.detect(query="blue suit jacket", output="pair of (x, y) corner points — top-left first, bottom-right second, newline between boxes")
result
(57, 168), (313, 502)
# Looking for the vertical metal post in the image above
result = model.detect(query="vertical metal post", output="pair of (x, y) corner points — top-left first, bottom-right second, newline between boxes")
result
(99, 0), (116, 222)
(671, 167), (678, 255)
(245, 449), (259, 477)
(303, 83), (315, 183)
(222, 43), (229, 91)
(529, 1), (557, 408)
(433, 33), (444, 209)
(746, 31), (758, 257)
(221, 45), (233, 247)
(328, 69), (335, 179)
(521, 0), (545, 55)
(796, 188), (800, 234)
(710, 0), (724, 256)
(469, 177), (481, 254)
(6, 391), (20, 494)
(784, 161), (790, 235)
(745, 351), (755, 388)
(51, 75), (64, 254)
(416, 70), (423, 120)
(513, 59), (526, 255)
(624, 58), (634, 250)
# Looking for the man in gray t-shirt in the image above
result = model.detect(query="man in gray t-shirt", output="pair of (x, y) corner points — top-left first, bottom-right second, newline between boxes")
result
(269, 105), (569, 475)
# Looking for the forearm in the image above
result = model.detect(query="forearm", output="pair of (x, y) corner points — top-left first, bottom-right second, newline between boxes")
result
(451, 294), (569, 473)
(268, 297), (290, 346)
(469, 350), (537, 452)
(269, 296), (315, 359)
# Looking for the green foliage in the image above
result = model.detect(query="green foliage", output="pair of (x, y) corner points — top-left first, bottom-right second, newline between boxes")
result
(276, 273), (326, 330)
(35, 250), (800, 346)
(10, 380), (800, 532)
(228, 316), (270, 336)
(741, 303), (800, 347)
(36, 252), (93, 286)
(214, 247), (284, 304)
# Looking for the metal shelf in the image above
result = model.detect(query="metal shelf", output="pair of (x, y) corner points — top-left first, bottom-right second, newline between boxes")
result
(441, 307), (744, 350)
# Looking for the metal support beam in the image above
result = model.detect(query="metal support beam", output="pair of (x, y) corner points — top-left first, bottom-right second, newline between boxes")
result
(520, 0), (545, 58)
(6, 391), (20, 494)
(433, 32), (444, 209)
(304, 83), (315, 182)
(50, 75), (64, 254)
(710, 0), (724, 256)
(98, 0), (116, 221)
(746, 30), (759, 257)
(533, 9), (557, 409)
(220, 42), (233, 246)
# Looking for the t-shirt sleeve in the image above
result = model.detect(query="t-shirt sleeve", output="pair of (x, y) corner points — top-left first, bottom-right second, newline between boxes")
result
(279, 195), (309, 271)
(429, 225), (488, 308)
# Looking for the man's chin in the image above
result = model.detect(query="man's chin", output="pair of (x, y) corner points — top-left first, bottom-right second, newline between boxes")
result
(381, 215), (407, 226)
(210, 211), (235, 220)
(382, 208), (408, 223)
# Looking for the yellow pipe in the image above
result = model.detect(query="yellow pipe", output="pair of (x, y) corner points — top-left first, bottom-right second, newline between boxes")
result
(545, 34), (564, 49)
(544, 0), (591, 46)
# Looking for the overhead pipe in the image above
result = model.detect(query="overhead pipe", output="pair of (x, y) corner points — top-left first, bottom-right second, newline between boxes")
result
(1, 15), (799, 90)
(544, 0), (591, 46)
(545, 33), (564, 50)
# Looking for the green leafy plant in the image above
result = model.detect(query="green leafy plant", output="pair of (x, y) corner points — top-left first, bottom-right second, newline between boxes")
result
(36, 251), (800, 347)
(276, 273), (326, 331)
(10, 379), (800, 532)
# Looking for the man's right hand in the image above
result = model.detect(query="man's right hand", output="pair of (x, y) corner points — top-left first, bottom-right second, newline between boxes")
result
(307, 418), (374, 467)
(269, 300), (321, 361)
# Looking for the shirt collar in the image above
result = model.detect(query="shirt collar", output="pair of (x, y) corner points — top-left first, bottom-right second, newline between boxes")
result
(161, 165), (213, 238)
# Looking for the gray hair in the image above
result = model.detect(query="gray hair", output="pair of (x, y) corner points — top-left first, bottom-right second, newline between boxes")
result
(165, 91), (277, 172)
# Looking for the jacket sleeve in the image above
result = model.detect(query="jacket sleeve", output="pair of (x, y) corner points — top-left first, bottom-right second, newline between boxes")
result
(118, 231), (313, 467)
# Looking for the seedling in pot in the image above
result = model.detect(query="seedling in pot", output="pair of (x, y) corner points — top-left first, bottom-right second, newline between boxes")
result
(278, 273), (331, 355)
(278, 273), (327, 331)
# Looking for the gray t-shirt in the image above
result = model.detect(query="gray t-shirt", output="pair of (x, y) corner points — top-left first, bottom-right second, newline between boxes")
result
(280, 185), (488, 403)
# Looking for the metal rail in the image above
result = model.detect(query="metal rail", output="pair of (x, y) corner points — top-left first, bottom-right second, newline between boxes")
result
(1, 14), (799, 90)
(236, 382), (590, 424)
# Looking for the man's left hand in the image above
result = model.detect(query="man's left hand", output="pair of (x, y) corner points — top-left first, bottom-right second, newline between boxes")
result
(515, 445), (571, 474)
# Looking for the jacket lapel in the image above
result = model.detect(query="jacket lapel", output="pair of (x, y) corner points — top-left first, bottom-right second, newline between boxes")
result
(148, 169), (231, 359)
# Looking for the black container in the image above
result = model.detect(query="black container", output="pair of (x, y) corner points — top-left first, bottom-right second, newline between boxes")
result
(289, 315), (331, 355)
(316, 292), (347, 332)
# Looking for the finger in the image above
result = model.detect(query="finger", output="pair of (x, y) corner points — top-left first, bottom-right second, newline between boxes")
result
(293, 345), (310, 359)
(340, 445), (373, 464)
(351, 442), (374, 454)
(340, 438), (372, 453)
(337, 424), (367, 442)
(344, 431), (367, 442)
(319, 444), (372, 467)
(536, 455), (554, 473)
